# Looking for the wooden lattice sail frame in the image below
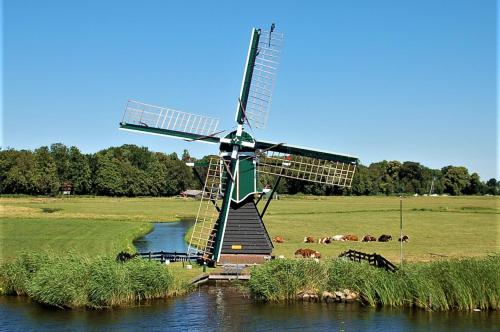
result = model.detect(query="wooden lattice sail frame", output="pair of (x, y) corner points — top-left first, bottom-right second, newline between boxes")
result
(258, 151), (357, 187)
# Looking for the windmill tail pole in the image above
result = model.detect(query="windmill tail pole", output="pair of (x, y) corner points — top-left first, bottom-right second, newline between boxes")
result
(260, 175), (282, 219)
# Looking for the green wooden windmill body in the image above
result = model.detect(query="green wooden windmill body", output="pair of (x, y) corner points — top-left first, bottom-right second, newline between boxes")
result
(119, 26), (358, 264)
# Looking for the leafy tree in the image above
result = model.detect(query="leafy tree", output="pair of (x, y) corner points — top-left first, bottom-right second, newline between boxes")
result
(464, 173), (484, 195)
(349, 165), (371, 195)
(93, 152), (124, 195)
(441, 166), (470, 195)
(33, 146), (60, 195)
(484, 178), (498, 195)
(398, 162), (426, 194)
(0, 149), (37, 194)
(50, 143), (70, 182)
(157, 153), (196, 196)
(68, 146), (92, 194)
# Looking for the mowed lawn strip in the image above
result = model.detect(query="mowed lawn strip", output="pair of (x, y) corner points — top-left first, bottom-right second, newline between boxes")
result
(1, 196), (199, 222)
(0, 218), (152, 262)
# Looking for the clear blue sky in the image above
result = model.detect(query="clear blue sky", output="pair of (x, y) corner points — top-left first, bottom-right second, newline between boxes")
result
(2, 0), (497, 179)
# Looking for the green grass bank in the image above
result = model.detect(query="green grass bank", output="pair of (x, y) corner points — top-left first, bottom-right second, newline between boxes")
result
(248, 255), (500, 311)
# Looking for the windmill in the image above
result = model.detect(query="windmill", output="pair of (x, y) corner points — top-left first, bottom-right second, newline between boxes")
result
(119, 25), (358, 265)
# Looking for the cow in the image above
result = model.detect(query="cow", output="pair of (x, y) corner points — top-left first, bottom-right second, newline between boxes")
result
(294, 248), (321, 259)
(398, 235), (409, 242)
(273, 236), (285, 243)
(318, 237), (332, 244)
(304, 236), (315, 243)
(378, 234), (393, 242)
(362, 235), (377, 242)
(343, 234), (359, 242)
(332, 235), (345, 241)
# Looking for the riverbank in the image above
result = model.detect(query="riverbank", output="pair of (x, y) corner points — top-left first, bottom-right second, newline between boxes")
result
(248, 255), (500, 311)
(2, 253), (498, 311)
(0, 252), (199, 308)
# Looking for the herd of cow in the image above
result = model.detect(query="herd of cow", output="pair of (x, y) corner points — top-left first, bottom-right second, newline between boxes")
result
(303, 234), (409, 244)
(271, 234), (409, 259)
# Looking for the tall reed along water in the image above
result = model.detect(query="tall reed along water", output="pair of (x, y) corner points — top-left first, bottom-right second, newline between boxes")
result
(1, 286), (498, 331)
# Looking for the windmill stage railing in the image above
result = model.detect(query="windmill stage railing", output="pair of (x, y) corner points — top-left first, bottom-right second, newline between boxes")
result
(122, 100), (220, 136)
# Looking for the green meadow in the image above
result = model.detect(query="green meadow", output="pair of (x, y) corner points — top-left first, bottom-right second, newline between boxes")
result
(1, 195), (498, 263)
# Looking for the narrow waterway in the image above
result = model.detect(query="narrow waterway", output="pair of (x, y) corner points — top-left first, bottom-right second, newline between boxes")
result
(1, 222), (498, 331)
(133, 220), (194, 253)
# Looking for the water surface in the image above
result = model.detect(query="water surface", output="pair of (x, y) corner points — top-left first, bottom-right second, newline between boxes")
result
(1, 286), (498, 331)
(133, 220), (194, 253)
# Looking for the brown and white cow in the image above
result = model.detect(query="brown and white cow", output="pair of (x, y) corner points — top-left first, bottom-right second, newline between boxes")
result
(318, 237), (332, 244)
(398, 235), (409, 242)
(295, 248), (321, 259)
(304, 236), (315, 243)
(378, 234), (392, 242)
(332, 235), (345, 241)
(362, 235), (377, 242)
(273, 236), (285, 243)
(343, 234), (359, 242)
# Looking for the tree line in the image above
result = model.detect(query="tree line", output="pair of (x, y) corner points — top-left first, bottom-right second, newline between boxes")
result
(0, 144), (497, 196)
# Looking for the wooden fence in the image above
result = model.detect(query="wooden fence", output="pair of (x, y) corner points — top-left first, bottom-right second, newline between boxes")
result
(339, 249), (398, 273)
(137, 251), (200, 263)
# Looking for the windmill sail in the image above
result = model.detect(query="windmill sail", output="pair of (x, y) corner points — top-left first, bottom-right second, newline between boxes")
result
(237, 28), (284, 129)
(256, 141), (358, 187)
(120, 100), (221, 143)
(187, 157), (226, 258)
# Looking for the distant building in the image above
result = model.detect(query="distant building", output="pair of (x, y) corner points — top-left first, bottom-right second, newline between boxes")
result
(180, 189), (204, 199)
(61, 181), (73, 195)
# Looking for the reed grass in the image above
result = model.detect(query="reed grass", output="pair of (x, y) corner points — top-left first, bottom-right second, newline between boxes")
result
(0, 252), (186, 308)
(248, 255), (500, 311)
(249, 259), (327, 301)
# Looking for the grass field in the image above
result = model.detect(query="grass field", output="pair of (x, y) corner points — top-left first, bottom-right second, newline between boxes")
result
(1, 195), (498, 263)
(0, 196), (198, 262)
(263, 195), (499, 262)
